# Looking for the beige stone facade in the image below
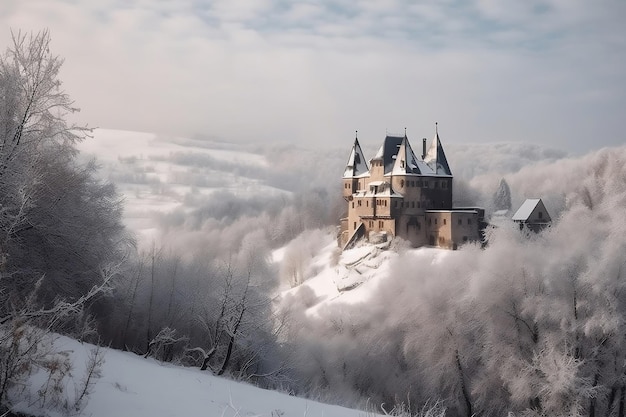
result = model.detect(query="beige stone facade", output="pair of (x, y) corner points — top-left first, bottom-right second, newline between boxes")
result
(339, 129), (483, 249)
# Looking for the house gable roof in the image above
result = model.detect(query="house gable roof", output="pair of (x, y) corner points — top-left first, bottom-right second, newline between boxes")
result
(512, 198), (552, 222)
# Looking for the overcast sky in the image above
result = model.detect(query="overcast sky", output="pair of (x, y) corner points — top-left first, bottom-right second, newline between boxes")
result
(2, 1), (625, 154)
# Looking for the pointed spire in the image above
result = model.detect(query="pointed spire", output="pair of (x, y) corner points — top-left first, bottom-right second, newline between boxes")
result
(391, 136), (432, 175)
(343, 133), (369, 178)
(424, 123), (452, 176)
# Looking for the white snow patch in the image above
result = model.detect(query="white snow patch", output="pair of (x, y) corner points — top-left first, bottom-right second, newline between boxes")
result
(14, 335), (382, 417)
(277, 233), (451, 316)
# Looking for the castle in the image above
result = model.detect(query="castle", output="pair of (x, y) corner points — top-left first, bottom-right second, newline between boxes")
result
(339, 125), (484, 249)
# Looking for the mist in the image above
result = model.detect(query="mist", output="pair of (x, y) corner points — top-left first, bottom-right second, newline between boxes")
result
(79, 128), (626, 415)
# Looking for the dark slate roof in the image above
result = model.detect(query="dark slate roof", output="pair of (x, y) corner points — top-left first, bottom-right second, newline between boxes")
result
(372, 135), (404, 174)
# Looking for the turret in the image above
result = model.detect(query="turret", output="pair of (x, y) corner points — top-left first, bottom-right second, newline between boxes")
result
(424, 122), (452, 176)
(343, 132), (369, 199)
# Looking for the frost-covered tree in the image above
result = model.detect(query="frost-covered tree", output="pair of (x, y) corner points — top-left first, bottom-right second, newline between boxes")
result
(0, 30), (129, 309)
(0, 30), (129, 413)
(492, 178), (512, 211)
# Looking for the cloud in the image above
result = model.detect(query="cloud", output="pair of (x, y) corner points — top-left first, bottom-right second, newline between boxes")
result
(2, 0), (625, 153)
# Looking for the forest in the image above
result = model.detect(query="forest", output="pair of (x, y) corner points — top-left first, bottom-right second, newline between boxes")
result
(2, 31), (626, 417)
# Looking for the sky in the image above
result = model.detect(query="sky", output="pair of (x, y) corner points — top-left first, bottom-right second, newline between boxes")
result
(2, 0), (625, 154)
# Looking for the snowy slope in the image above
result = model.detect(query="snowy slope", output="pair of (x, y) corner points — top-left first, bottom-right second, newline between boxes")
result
(275, 233), (450, 313)
(14, 335), (380, 417)
(12, 237), (445, 417)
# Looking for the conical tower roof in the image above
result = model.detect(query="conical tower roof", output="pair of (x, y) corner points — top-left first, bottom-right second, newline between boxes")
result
(424, 123), (452, 176)
(392, 136), (434, 175)
(343, 135), (369, 178)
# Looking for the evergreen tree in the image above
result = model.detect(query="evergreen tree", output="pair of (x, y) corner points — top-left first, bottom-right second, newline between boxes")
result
(493, 178), (512, 211)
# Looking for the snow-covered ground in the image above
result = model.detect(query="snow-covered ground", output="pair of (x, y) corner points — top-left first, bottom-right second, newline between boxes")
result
(14, 334), (381, 417)
(12, 234), (446, 417)
(275, 233), (450, 315)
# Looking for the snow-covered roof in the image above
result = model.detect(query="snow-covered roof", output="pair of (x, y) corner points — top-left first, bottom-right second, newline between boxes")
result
(374, 187), (403, 198)
(424, 126), (452, 176)
(512, 198), (543, 221)
(425, 209), (478, 214)
(391, 137), (435, 176)
(343, 138), (369, 178)
(347, 128), (454, 180)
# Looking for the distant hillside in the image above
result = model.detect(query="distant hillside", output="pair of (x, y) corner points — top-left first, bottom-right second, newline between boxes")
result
(78, 129), (290, 243)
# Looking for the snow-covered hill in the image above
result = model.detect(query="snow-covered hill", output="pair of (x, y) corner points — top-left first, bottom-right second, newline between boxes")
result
(14, 334), (388, 417)
(274, 232), (451, 315)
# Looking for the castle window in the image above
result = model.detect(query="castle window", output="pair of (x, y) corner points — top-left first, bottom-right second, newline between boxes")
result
(411, 181), (415, 187)
(463, 236), (468, 242)
(354, 222), (356, 229)
(538, 212), (543, 219)
(458, 218), (462, 225)
(417, 202), (421, 208)
(366, 201), (369, 207)
(384, 200), (387, 207)
(394, 200), (398, 208)
(424, 181), (429, 188)
(429, 218), (432, 225)
(352, 202), (354, 208)
(467, 219), (472, 225)
(435, 218), (438, 225)
(400, 160), (405, 168)
(443, 219), (447, 225)
(411, 202), (415, 208)
(358, 200), (362, 207)
(442, 182), (447, 189)
(417, 180), (423, 187)
(434, 182), (439, 189)
(400, 179), (404, 188)
(379, 220), (384, 228)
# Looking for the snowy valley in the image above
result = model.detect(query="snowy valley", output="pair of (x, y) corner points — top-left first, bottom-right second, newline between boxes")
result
(4, 123), (626, 417)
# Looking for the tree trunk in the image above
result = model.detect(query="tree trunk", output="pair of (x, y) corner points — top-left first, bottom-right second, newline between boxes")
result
(145, 246), (158, 354)
(589, 371), (600, 417)
(455, 348), (473, 417)
(618, 385), (625, 417)
(218, 305), (246, 376)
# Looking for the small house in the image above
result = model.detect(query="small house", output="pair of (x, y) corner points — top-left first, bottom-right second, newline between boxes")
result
(512, 198), (551, 232)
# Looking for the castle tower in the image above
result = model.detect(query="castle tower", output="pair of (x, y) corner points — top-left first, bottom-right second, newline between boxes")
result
(342, 133), (369, 200)
(424, 123), (452, 176)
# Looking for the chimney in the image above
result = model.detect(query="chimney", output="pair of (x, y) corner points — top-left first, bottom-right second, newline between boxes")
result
(422, 138), (427, 160)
